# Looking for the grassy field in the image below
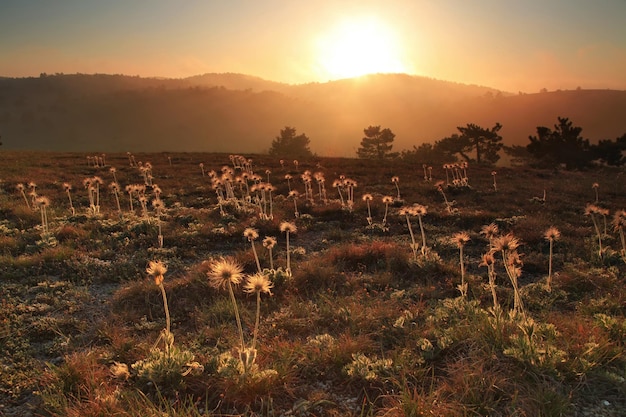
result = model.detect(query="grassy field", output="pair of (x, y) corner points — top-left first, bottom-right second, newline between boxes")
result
(0, 151), (625, 416)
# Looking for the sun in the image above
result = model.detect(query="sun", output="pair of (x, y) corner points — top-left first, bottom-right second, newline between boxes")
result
(315, 16), (409, 80)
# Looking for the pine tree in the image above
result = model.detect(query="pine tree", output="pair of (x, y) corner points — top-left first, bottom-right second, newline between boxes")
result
(357, 126), (399, 160)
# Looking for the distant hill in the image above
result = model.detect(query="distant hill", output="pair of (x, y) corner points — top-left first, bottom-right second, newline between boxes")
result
(0, 73), (624, 157)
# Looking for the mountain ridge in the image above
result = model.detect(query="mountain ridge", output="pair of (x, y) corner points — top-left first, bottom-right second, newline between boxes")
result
(0, 72), (624, 157)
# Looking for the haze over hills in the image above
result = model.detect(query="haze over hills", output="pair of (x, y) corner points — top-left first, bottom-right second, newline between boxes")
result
(0, 72), (624, 157)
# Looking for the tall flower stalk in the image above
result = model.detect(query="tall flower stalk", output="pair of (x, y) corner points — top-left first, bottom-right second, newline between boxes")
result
(244, 228), (262, 273)
(585, 204), (604, 258)
(263, 236), (277, 270)
(146, 260), (172, 353)
(35, 196), (50, 234)
(452, 232), (471, 297)
(382, 195), (393, 226)
(400, 207), (418, 260)
(544, 226), (561, 292)
(280, 221), (297, 276)
(243, 273), (273, 350)
(391, 176), (401, 199)
(289, 190), (300, 218)
(207, 258), (245, 351)
(480, 252), (498, 308)
(494, 234), (524, 315)
(63, 183), (75, 215)
(16, 184), (30, 209)
(413, 204), (428, 255)
(362, 193), (373, 225)
(153, 198), (165, 248)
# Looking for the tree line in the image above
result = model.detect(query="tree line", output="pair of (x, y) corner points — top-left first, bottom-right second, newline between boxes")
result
(268, 117), (626, 169)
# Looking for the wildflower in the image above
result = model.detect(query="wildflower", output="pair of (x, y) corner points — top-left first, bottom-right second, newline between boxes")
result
(208, 257), (246, 350)
(592, 182), (599, 203)
(244, 273), (274, 295)
(280, 221), (297, 234)
(479, 251), (495, 267)
(480, 223), (499, 242)
(544, 226), (560, 291)
(382, 195), (393, 225)
(451, 231), (470, 247)
(493, 233), (519, 252)
(362, 193), (373, 225)
(244, 228), (262, 272)
(391, 176), (401, 199)
(452, 231), (470, 297)
(544, 226), (561, 241)
(146, 260), (171, 341)
(263, 236), (277, 269)
(280, 221), (297, 275)
(585, 204), (604, 257)
(412, 204), (427, 217)
(207, 258), (244, 290)
(263, 236), (277, 249)
(480, 251), (498, 308)
(244, 227), (259, 241)
(146, 260), (167, 285)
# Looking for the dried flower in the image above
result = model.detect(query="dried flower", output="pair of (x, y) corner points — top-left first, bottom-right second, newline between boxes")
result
(244, 273), (274, 295)
(452, 231), (471, 247)
(480, 223), (499, 240)
(544, 226), (561, 241)
(493, 233), (520, 252)
(207, 258), (244, 290)
(146, 260), (167, 285)
(243, 227), (259, 241)
(263, 236), (277, 249)
(280, 221), (297, 234)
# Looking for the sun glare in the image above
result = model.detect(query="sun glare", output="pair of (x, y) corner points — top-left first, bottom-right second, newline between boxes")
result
(315, 16), (409, 80)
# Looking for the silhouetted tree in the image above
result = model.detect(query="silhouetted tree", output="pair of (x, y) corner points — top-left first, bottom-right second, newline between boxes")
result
(432, 123), (503, 164)
(592, 134), (626, 166)
(357, 125), (399, 160)
(268, 126), (313, 158)
(527, 117), (593, 169)
(401, 142), (449, 165)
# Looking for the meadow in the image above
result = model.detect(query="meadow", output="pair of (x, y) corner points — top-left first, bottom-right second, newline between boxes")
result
(0, 151), (624, 417)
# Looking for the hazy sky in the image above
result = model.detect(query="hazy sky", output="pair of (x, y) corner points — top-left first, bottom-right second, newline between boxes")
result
(1, 0), (625, 92)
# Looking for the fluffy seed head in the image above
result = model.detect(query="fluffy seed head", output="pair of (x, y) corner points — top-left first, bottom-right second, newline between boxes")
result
(243, 273), (274, 295)
(280, 221), (297, 233)
(412, 204), (427, 216)
(480, 223), (499, 240)
(452, 231), (471, 247)
(35, 196), (50, 207)
(263, 236), (277, 249)
(493, 233), (520, 252)
(362, 193), (373, 202)
(479, 252), (496, 267)
(612, 210), (626, 231)
(585, 204), (601, 216)
(244, 227), (259, 240)
(544, 227), (561, 241)
(207, 258), (244, 290)
(146, 260), (167, 285)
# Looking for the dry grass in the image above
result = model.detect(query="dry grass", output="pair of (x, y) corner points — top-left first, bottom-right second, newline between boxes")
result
(0, 151), (624, 416)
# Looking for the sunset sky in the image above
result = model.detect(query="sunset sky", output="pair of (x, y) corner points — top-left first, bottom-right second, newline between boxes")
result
(1, 0), (625, 93)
